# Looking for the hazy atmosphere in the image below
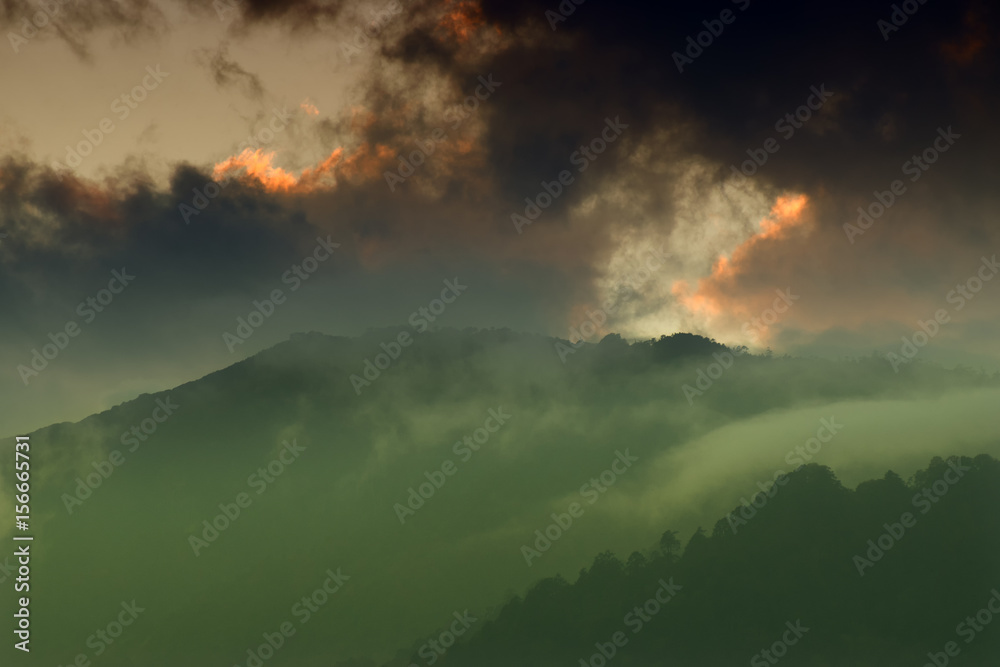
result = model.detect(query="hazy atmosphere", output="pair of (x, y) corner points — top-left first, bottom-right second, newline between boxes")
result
(1, 0), (998, 665)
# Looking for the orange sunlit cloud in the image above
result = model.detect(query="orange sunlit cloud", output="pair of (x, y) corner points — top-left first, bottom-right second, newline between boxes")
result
(212, 142), (395, 193)
(671, 280), (723, 318)
(437, 0), (485, 43)
(337, 142), (395, 182)
(672, 193), (810, 321)
(213, 149), (303, 192)
(300, 99), (320, 116)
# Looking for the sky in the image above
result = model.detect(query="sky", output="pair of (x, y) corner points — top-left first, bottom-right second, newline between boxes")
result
(1, 0), (999, 436)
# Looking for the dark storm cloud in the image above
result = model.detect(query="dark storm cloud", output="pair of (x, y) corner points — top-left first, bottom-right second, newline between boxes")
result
(275, 0), (991, 350)
(0, 144), (572, 336)
(0, 156), (320, 327)
(368, 0), (999, 215)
